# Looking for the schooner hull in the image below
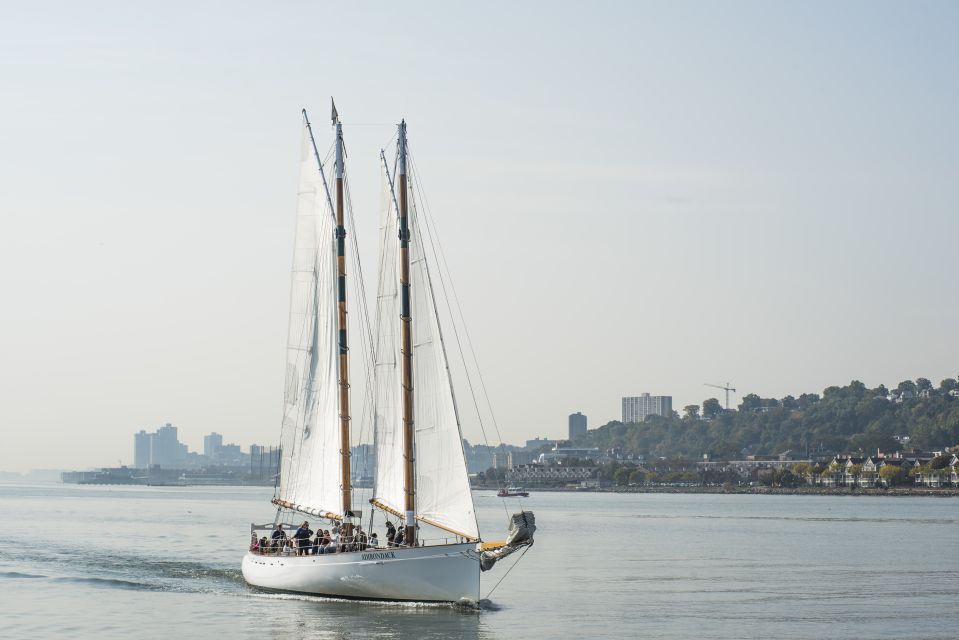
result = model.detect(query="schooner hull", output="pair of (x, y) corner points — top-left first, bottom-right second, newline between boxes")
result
(242, 543), (480, 603)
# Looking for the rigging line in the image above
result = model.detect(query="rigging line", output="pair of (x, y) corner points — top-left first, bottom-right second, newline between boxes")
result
(369, 152), (402, 509)
(342, 175), (376, 478)
(302, 110), (337, 225)
(405, 153), (497, 477)
(483, 544), (532, 600)
(407, 151), (506, 452)
(342, 174), (376, 402)
(344, 183), (375, 448)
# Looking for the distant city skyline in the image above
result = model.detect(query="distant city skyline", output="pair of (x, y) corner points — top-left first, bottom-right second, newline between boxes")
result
(2, 2), (957, 472)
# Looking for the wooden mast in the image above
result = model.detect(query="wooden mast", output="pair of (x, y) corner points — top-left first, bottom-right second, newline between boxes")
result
(333, 104), (353, 532)
(398, 120), (416, 546)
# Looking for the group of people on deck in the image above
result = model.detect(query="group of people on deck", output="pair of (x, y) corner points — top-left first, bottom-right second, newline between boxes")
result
(250, 520), (411, 556)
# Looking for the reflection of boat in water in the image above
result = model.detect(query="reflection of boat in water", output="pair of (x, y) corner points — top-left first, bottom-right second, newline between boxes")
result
(241, 105), (534, 603)
(497, 487), (530, 498)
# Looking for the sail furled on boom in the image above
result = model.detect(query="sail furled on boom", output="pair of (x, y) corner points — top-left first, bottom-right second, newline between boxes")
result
(372, 150), (479, 540)
(277, 121), (342, 518)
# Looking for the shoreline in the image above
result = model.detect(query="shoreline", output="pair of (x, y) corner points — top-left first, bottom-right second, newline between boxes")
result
(474, 485), (959, 497)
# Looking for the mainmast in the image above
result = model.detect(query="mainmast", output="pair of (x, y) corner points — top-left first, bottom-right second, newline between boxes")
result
(334, 103), (353, 525)
(398, 120), (416, 546)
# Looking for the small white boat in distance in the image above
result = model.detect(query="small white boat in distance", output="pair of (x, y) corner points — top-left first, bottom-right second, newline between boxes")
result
(241, 106), (534, 604)
(497, 487), (530, 498)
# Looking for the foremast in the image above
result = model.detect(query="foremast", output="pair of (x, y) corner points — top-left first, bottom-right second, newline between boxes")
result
(333, 106), (354, 530)
(398, 120), (416, 546)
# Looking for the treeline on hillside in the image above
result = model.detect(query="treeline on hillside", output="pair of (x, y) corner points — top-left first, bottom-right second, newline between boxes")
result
(572, 377), (959, 459)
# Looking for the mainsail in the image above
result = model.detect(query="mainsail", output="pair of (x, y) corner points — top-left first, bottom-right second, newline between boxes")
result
(276, 121), (342, 518)
(372, 145), (479, 541)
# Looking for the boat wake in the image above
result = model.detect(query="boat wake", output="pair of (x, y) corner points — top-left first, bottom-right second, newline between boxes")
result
(0, 543), (245, 595)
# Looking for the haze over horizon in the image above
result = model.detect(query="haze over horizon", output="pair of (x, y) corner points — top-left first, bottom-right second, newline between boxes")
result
(2, 1), (957, 472)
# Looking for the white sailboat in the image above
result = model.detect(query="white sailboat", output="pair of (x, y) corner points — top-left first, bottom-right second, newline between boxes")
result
(241, 107), (534, 604)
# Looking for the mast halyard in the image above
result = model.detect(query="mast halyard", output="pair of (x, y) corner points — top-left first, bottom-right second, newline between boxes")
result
(334, 104), (354, 526)
(398, 120), (417, 546)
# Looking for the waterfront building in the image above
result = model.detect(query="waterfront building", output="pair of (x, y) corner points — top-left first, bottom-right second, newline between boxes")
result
(151, 423), (188, 466)
(506, 451), (535, 469)
(134, 430), (152, 468)
(622, 393), (673, 423)
(568, 412), (587, 440)
(525, 437), (560, 451)
(203, 432), (223, 457)
(506, 463), (595, 486)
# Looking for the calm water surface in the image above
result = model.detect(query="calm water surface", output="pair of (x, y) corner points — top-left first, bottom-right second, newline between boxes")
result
(1, 484), (957, 639)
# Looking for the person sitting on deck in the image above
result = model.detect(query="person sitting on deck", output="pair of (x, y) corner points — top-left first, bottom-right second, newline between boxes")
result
(340, 528), (354, 553)
(259, 536), (269, 554)
(293, 521), (313, 556)
(320, 529), (335, 554)
(270, 524), (287, 554)
(385, 521), (396, 546)
(393, 528), (404, 547)
(249, 533), (259, 552)
(368, 532), (379, 548)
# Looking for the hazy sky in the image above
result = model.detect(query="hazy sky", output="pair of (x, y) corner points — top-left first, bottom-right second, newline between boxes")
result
(2, 1), (957, 472)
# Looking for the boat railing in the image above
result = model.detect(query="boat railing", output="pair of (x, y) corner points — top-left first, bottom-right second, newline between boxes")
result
(247, 526), (468, 556)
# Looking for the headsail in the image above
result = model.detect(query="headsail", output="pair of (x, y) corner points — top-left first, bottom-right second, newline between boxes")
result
(372, 158), (405, 521)
(276, 118), (342, 518)
(372, 139), (479, 541)
(407, 200), (478, 540)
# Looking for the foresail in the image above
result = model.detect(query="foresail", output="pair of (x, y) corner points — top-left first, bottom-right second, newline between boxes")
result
(372, 169), (406, 518)
(277, 123), (341, 517)
(408, 203), (479, 541)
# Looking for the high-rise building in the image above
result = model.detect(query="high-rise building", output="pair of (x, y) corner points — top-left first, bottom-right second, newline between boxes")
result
(204, 432), (223, 457)
(134, 430), (152, 468)
(568, 412), (587, 440)
(622, 393), (673, 423)
(150, 423), (188, 466)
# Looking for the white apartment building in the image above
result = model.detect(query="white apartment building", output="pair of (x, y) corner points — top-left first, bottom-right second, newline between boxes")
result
(622, 393), (673, 423)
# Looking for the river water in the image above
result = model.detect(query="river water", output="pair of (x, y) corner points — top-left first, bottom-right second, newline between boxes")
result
(1, 484), (957, 639)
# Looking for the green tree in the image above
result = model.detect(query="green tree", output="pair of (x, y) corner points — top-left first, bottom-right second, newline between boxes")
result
(879, 465), (905, 486)
(702, 398), (723, 419)
(930, 455), (949, 470)
(777, 469), (802, 488)
(683, 405), (700, 420)
(797, 393), (820, 409)
(939, 378), (959, 393)
(916, 378), (933, 394)
(739, 394), (762, 412)
(897, 380), (917, 395)
(791, 462), (811, 478)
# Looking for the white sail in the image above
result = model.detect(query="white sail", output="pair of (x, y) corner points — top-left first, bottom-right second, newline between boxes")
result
(372, 155), (478, 540)
(408, 202), (478, 540)
(277, 123), (342, 517)
(372, 167), (406, 519)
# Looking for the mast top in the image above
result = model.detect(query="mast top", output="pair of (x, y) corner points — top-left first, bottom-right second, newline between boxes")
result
(331, 97), (339, 124)
(398, 120), (407, 176)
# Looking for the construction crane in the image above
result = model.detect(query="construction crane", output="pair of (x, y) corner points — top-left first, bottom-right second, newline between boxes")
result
(704, 382), (737, 410)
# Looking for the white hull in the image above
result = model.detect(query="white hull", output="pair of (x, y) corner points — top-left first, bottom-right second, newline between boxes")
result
(242, 543), (480, 603)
